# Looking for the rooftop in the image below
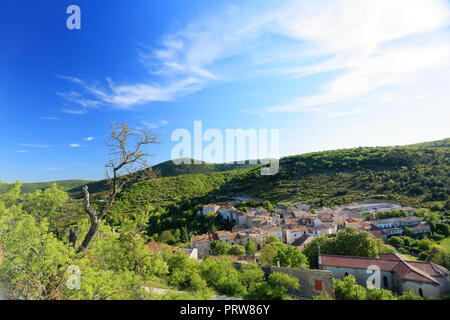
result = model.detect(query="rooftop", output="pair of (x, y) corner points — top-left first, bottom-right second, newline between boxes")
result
(320, 254), (448, 285)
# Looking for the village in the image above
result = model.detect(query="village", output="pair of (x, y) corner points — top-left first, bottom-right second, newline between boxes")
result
(190, 201), (430, 259)
(155, 200), (450, 300)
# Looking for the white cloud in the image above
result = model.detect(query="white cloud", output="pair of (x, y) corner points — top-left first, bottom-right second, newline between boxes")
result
(38, 116), (61, 120)
(57, 0), (450, 115)
(18, 143), (50, 149)
(61, 108), (88, 115)
(141, 119), (169, 129)
(83, 137), (94, 142)
(16, 150), (29, 153)
(325, 109), (366, 118)
(264, 0), (450, 112)
(69, 144), (81, 148)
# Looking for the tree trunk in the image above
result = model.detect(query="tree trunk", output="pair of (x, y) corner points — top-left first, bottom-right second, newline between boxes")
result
(77, 219), (100, 253)
(69, 227), (78, 248)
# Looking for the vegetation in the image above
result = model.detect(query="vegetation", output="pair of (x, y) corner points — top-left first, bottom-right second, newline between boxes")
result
(2, 139), (450, 300)
(0, 180), (90, 195)
(333, 275), (423, 300)
(303, 228), (379, 269)
(259, 236), (309, 268)
(82, 146), (450, 243)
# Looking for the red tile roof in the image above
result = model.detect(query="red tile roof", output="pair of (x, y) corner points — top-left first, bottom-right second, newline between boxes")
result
(320, 254), (446, 285)
(191, 234), (214, 243)
(147, 242), (176, 253)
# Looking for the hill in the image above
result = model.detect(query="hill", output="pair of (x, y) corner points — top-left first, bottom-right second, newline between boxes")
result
(110, 146), (450, 212)
(67, 158), (260, 197)
(0, 180), (91, 194)
(408, 138), (450, 148)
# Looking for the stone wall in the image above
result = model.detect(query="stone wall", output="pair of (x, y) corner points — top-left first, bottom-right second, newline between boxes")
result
(251, 264), (334, 299)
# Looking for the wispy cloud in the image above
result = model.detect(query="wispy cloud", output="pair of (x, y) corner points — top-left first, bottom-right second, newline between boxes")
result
(47, 168), (63, 171)
(69, 144), (82, 148)
(61, 108), (88, 115)
(57, 0), (450, 116)
(16, 150), (29, 153)
(38, 116), (61, 120)
(58, 75), (203, 109)
(18, 143), (50, 149)
(83, 137), (94, 142)
(325, 109), (366, 118)
(141, 119), (169, 129)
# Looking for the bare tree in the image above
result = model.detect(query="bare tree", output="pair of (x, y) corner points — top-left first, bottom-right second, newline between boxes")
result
(76, 122), (160, 253)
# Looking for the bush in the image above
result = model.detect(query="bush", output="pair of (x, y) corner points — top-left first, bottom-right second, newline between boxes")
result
(419, 252), (429, 261)
(388, 236), (404, 247)
(228, 245), (246, 256)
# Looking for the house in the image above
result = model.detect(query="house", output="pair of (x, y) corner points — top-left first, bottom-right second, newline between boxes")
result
(285, 226), (309, 245)
(290, 234), (314, 250)
(214, 230), (242, 246)
(179, 248), (199, 260)
(308, 224), (337, 236)
(294, 203), (311, 211)
(201, 204), (220, 217)
(319, 253), (450, 299)
(344, 218), (363, 228)
(147, 242), (177, 254)
(218, 206), (234, 221)
(190, 234), (214, 258)
(261, 226), (283, 242)
(147, 242), (198, 260)
(372, 216), (421, 229)
(410, 222), (432, 236)
(219, 206), (249, 227)
(332, 210), (364, 226)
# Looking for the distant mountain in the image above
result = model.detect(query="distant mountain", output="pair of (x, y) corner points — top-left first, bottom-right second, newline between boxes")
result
(151, 158), (261, 177)
(66, 158), (260, 197)
(109, 146), (450, 213)
(408, 138), (450, 148)
(0, 159), (259, 196)
(0, 180), (91, 194)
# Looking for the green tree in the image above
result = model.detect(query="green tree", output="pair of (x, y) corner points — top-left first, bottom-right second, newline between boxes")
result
(276, 245), (309, 268)
(366, 288), (396, 300)
(388, 236), (404, 247)
(304, 228), (378, 269)
(22, 183), (69, 218)
(302, 235), (334, 269)
(238, 264), (265, 297)
(262, 272), (299, 300)
(245, 241), (256, 256)
(333, 275), (367, 300)
(398, 288), (424, 300)
(313, 291), (334, 300)
(211, 241), (232, 256)
(228, 245), (246, 256)
(435, 223), (450, 237)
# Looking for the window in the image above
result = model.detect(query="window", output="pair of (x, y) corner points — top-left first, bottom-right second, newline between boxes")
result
(315, 280), (323, 291)
(419, 288), (423, 298)
(344, 272), (349, 277)
(383, 276), (389, 288)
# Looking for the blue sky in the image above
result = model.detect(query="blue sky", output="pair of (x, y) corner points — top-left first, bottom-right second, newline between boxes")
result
(1, 0), (450, 183)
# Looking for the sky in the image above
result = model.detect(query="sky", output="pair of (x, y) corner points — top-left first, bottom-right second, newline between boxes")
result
(1, 0), (450, 183)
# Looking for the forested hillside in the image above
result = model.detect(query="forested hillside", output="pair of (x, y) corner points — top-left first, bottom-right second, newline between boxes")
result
(408, 138), (450, 148)
(108, 146), (450, 211)
(67, 159), (258, 197)
(0, 180), (90, 194)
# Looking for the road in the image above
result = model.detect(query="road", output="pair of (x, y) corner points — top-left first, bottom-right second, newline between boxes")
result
(0, 285), (7, 300)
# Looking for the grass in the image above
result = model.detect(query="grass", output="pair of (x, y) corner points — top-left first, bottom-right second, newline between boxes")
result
(438, 237), (450, 253)
(401, 253), (420, 262)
